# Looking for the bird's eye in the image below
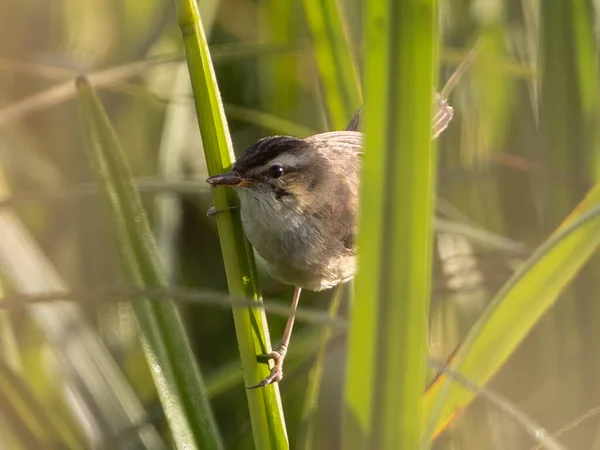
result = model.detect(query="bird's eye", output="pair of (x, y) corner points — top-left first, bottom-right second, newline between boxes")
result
(268, 165), (285, 179)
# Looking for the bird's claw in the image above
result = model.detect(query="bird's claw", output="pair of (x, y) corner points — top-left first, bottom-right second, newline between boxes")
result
(246, 346), (287, 389)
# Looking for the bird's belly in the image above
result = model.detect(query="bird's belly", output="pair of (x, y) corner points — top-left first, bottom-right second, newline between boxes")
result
(241, 211), (355, 291)
(266, 251), (355, 291)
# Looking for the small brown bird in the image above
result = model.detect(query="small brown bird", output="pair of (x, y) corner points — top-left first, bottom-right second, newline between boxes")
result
(207, 94), (453, 388)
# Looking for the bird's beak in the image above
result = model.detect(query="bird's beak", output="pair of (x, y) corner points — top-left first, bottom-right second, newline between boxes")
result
(206, 171), (257, 187)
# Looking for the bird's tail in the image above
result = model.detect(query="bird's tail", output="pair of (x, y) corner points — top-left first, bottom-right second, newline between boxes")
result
(432, 93), (454, 139)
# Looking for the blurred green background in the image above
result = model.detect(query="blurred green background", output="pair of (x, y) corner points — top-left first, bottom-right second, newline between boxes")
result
(1, 0), (600, 449)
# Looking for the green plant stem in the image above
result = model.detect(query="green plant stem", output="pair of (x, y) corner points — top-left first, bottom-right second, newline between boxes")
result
(171, 1), (289, 449)
(343, 1), (437, 449)
(302, 0), (361, 129)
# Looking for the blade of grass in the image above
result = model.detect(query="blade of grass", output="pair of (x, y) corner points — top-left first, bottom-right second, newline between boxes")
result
(422, 183), (600, 441)
(0, 212), (164, 448)
(302, 0), (362, 129)
(172, 1), (289, 448)
(155, 0), (217, 282)
(0, 359), (84, 448)
(537, 0), (592, 427)
(259, 0), (301, 122)
(76, 78), (222, 450)
(154, 63), (195, 281)
(471, 26), (513, 160)
(343, 0), (437, 449)
(0, 281), (21, 373)
(0, 388), (43, 449)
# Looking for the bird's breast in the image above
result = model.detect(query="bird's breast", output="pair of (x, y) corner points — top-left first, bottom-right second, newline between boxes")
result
(240, 202), (355, 291)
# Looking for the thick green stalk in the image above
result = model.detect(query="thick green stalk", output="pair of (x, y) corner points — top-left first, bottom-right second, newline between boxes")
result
(343, 0), (437, 449)
(171, 1), (289, 449)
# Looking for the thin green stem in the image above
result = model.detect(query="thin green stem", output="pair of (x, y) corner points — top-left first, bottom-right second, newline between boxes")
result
(171, 1), (289, 448)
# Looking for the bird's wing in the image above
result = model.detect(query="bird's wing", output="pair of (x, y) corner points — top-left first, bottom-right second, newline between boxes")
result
(343, 92), (454, 140)
(304, 131), (364, 155)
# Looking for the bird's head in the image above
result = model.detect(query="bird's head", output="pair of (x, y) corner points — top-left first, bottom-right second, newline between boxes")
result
(206, 132), (362, 214)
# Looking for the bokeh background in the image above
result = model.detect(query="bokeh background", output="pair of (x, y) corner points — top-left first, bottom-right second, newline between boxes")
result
(0, 0), (599, 449)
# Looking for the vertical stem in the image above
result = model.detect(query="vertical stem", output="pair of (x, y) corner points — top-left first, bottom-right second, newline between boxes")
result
(303, 0), (362, 129)
(344, 0), (437, 449)
(172, 1), (289, 448)
(539, 0), (588, 427)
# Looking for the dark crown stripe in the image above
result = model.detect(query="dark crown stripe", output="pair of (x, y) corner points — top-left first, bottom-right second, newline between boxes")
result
(234, 135), (308, 174)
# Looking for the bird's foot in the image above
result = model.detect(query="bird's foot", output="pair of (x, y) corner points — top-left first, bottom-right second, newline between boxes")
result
(246, 344), (288, 389)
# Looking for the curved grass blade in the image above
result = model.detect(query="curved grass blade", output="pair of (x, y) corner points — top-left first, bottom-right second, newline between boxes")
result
(76, 78), (222, 450)
(423, 183), (600, 441)
(343, 1), (438, 449)
(171, 1), (289, 448)
(302, 0), (362, 129)
(0, 388), (42, 449)
(0, 212), (164, 448)
(0, 359), (84, 448)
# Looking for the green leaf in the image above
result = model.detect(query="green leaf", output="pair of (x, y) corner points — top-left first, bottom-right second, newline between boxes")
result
(423, 181), (600, 441)
(302, 0), (362, 129)
(171, 1), (289, 449)
(76, 78), (223, 450)
(343, 1), (437, 449)
(0, 208), (164, 448)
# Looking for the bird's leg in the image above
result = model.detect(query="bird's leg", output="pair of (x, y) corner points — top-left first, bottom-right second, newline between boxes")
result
(206, 205), (239, 217)
(246, 286), (302, 389)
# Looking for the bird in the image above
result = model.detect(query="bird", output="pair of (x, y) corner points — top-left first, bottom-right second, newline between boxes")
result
(206, 94), (454, 388)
